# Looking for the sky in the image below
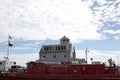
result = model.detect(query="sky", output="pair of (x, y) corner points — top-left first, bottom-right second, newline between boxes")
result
(0, 0), (120, 66)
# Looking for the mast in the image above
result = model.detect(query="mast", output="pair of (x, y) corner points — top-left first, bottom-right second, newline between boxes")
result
(4, 35), (13, 71)
(7, 35), (13, 60)
(85, 48), (89, 64)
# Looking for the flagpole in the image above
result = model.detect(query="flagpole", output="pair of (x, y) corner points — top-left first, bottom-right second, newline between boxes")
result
(4, 35), (13, 71)
(85, 48), (87, 63)
(6, 36), (9, 59)
(7, 35), (13, 60)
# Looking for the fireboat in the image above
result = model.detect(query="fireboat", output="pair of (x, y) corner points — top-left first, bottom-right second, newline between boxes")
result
(1, 36), (120, 80)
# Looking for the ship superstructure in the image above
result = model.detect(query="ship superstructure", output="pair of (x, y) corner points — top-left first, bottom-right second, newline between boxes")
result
(39, 36), (76, 62)
(0, 59), (15, 72)
(0, 35), (16, 72)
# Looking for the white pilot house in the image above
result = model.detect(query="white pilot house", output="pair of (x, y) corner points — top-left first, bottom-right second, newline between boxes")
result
(39, 36), (76, 62)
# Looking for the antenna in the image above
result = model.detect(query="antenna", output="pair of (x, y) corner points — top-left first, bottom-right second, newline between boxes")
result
(73, 47), (76, 61)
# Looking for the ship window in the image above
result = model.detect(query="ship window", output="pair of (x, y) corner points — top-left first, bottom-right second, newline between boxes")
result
(56, 46), (66, 51)
(63, 40), (65, 43)
(44, 47), (49, 51)
(58, 46), (60, 50)
(64, 55), (67, 58)
(61, 46), (66, 50)
(61, 46), (63, 50)
(11, 66), (17, 68)
(44, 47), (47, 51)
(43, 55), (46, 58)
(44, 46), (52, 51)
(0, 62), (2, 65)
(67, 40), (69, 42)
(11, 65), (21, 68)
(53, 54), (56, 58)
(47, 47), (49, 51)
(64, 46), (66, 50)
(56, 46), (57, 50)
(56, 46), (60, 50)
(14, 62), (16, 64)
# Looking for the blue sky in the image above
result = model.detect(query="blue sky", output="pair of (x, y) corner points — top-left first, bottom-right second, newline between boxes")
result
(0, 0), (120, 66)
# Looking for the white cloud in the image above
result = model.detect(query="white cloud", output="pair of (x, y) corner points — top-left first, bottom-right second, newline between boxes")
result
(113, 36), (120, 40)
(83, 0), (120, 32)
(103, 30), (120, 34)
(0, 0), (120, 43)
(0, 0), (105, 43)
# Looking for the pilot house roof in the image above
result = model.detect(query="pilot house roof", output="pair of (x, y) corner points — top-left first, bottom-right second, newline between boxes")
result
(60, 36), (69, 40)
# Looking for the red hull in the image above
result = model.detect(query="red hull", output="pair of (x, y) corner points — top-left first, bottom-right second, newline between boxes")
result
(1, 73), (120, 80)
(1, 61), (120, 80)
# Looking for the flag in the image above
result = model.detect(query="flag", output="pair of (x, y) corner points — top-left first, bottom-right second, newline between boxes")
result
(9, 35), (12, 39)
(8, 40), (13, 47)
(8, 35), (13, 47)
